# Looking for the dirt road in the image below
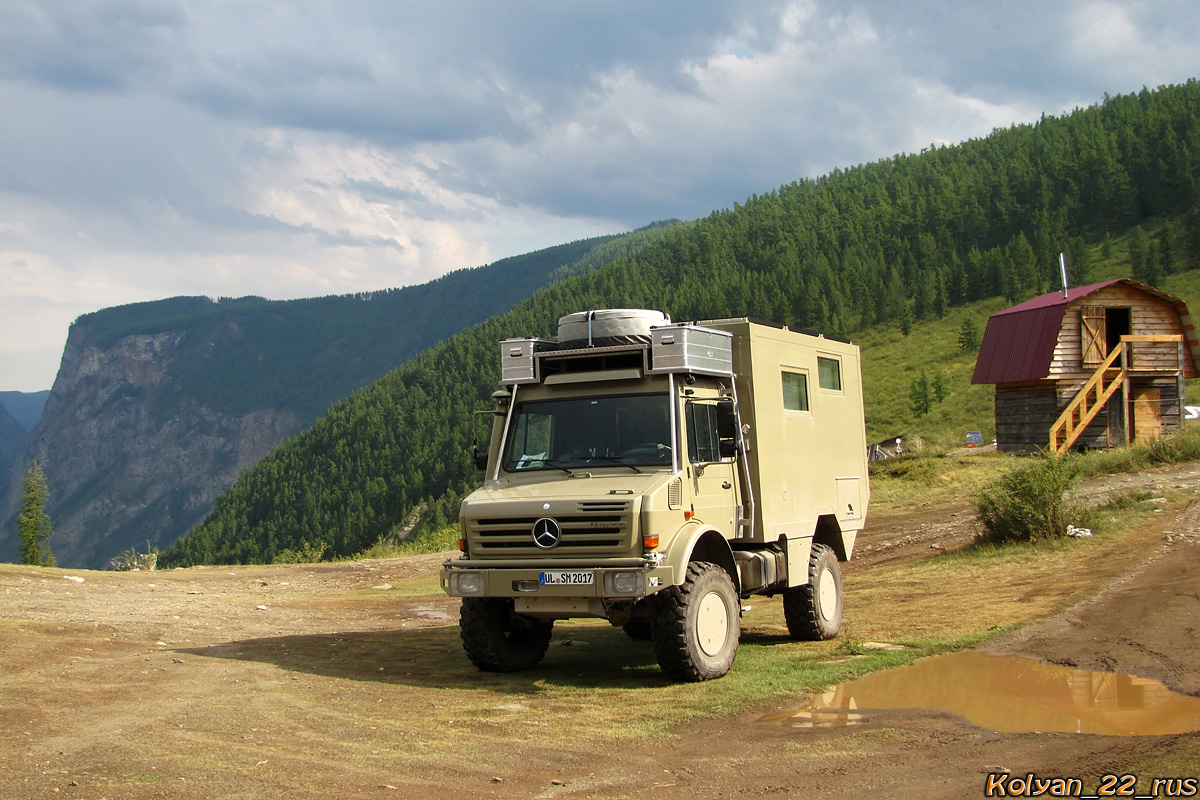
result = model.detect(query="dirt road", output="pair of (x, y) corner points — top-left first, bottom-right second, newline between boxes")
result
(2, 463), (1198, 799)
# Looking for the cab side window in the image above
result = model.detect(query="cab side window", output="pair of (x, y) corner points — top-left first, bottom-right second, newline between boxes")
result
(685, 403), (720, 463)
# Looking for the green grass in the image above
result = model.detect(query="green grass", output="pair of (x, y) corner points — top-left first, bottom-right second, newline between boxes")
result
(869, 450), (1011, 509)
(858, 298), (1009, 449)
(1072, 423), (1200, 478)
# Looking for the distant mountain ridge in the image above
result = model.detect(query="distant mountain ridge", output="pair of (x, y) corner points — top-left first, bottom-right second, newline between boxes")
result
(0, 391), (49, 432)
(1, 225), (677, 568)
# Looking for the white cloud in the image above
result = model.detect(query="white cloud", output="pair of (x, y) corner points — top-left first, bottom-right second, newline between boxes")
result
(2, 0), (1200, 391)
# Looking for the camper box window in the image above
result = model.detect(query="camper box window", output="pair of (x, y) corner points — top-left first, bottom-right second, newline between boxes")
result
(782, 370), (810, 412)
(818, 356), (842, 392)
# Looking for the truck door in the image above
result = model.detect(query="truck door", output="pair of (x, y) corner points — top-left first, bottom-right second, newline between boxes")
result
(684, 400), (740, 537)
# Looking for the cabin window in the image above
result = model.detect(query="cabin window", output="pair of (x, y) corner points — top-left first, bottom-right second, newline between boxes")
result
(817, 356), (842, 391)
(782, 371), (809, 412)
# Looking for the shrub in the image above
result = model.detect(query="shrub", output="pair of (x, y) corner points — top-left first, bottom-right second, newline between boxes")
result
(355, 526), (461, 559)
(272, 541), (328, 564)
(111, 541), (158, 571)
(1147, 426), (1200, 464)
(976, 456), (1085, 544)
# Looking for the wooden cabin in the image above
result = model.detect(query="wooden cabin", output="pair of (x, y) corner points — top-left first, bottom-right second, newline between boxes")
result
(971, 279), (1200, 454)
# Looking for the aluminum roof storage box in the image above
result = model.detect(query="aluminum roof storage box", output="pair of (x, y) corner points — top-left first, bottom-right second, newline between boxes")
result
(648, 325), (733, 377)
(499, 338), (555, 385)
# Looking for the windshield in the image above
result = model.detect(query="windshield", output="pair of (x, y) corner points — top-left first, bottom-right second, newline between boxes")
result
(503, 393), (673, 471)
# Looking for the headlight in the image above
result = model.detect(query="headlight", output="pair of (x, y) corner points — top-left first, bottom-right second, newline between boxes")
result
(603, 571), (642, 596)
(450, 571), (485, 596)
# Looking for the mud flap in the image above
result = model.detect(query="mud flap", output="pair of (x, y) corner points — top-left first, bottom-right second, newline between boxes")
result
(784, 536), (813, 587)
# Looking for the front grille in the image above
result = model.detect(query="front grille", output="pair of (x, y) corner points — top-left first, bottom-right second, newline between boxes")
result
(469, 502), (633, 553)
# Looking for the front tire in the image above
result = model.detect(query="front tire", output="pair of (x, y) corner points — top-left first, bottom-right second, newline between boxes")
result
(782, 543), (843, 640)
(652, 561), (740, 681)
(622, 618), (653, 640)
(459, 597), (553, 672)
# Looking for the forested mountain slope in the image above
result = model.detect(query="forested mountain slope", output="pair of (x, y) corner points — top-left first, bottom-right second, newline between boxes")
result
(1, 226), (675, 569)
(163, 81), (1200, 567)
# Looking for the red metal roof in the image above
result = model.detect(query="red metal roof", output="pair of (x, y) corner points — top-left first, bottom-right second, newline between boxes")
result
(971, 279), (1200, 385)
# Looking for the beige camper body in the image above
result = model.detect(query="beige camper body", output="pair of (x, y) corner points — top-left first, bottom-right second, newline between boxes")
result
(701, 318), (869, 582)
(440, 310), (869, 680)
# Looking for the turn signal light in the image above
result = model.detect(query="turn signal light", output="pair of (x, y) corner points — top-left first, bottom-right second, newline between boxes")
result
(458, 538), (466, 552)
(642, 535), (659, 549)
(683, 510), (694, 520)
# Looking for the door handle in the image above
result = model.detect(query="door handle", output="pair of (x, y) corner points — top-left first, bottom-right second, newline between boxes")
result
(722, 481), (732, 490)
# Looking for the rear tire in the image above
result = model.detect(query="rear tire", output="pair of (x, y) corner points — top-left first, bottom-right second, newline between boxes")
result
(459, 597), (553, 672)
(652, 561), (740, 681)
(782, 543), (843, 640)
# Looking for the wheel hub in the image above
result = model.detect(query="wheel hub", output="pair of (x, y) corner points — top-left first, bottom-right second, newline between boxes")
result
(696, 591), (729, 656)
(817, 566), (838, 621)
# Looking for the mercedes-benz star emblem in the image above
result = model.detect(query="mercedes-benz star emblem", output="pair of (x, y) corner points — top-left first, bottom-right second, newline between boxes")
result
(532, 517), (562, 549)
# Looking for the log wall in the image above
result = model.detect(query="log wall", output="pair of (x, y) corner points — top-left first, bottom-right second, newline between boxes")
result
(995, 377), (1181, 454)
(994, 385), (1059, 454)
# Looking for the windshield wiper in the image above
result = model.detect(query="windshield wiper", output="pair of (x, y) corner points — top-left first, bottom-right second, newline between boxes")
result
(582, 455), (642, 473)
(509, 458), (574, 475)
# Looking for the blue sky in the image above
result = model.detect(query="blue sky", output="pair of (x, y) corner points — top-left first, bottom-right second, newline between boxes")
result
(3, 0), (1200, 390)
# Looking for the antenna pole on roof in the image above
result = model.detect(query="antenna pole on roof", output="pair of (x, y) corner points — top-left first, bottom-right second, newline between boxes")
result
(1060, 252), (1069, 299)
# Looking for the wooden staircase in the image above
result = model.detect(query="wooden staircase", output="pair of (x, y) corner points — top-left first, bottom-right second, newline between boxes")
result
(1048, 334), (1186, 454)
(1048, 344), (1126, 454)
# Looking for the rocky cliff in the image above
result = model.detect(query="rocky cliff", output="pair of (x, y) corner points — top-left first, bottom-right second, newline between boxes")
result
(0, 401), (25, 498)
(1, 325), (298, 568)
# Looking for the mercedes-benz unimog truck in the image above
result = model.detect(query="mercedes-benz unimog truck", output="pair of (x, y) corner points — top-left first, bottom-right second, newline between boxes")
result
(440, 309), (869, 681)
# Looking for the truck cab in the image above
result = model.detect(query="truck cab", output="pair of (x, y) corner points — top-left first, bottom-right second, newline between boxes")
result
(441, 309), (869, 680)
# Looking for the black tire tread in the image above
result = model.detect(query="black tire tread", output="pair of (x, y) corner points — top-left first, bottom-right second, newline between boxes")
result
(782, 543), (842, 641)
(460, 597), (553, 672)
(652, 561), (739, 681)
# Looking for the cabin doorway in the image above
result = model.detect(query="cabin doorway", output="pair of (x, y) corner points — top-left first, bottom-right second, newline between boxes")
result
(1107, 307), (1132, 364)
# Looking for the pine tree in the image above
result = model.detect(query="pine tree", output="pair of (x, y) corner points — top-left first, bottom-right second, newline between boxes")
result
(1065, 236), (1091, 286)
(933, 373), (949, 404)
(910, 373), (932, 417)
(17, 461), (55, 567)
(958, 318), (982, 353)
(900, 303), (914, 337)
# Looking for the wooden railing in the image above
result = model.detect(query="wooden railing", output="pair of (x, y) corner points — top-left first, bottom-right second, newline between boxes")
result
(1048, 334), (1186, 454)
(1048, 343), (1127, 454)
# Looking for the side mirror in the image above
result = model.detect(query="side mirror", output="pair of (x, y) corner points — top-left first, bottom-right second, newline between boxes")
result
(716, 400), (738, 439)
(718, 438), (737, 459)
(473, 447), (489, 472)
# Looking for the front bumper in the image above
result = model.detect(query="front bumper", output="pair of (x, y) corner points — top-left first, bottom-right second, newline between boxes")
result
(440, 555), (673, 602)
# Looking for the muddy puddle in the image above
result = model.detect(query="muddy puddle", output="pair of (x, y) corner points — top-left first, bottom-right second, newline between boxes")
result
(762, 652), (1200, 736)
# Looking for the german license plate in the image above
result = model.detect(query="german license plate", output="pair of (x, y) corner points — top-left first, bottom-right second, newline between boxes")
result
(539, 570), (594, 586)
